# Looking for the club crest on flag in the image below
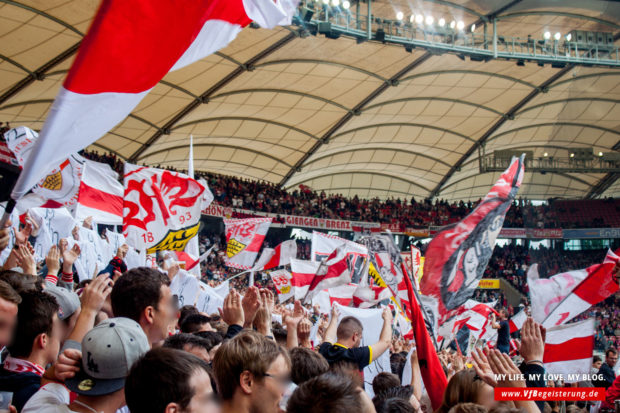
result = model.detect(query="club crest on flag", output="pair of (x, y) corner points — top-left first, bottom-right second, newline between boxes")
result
(226, 238), (246, 258)
(147, 223), (200, 254)
(42, 170), (63, 191)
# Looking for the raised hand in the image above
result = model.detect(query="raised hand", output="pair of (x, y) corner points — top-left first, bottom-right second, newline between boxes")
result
(519, 317), (545, 364)
(60, 241), (80, 273)
(219, 290), (244, 327)
(471, 347), (498, 387)
(15, 244), (36, 275)
(242, 286), (261, 328)
(46, 245), (61, 276)
(0, 219), (11, 253)
(80, 273), (114, 314)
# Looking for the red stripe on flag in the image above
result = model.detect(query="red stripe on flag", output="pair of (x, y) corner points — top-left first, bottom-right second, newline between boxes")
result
(543, 336), (594, 364)
(246, 233), (266, 253)
(573, 262), (619, 305)
(291, 273), (315, 287)
(64, 0), (251, 94)
(78, 181), (123, 216)
(330, 296), (352, 306)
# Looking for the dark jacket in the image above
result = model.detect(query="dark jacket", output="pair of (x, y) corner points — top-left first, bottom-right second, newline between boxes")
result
(0, 366), (41, 412)
(595, 363), (616, 389)
(519, 362), (546, 412)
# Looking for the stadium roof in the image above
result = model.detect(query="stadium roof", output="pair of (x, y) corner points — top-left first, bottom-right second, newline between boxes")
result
(1, 0), (619, 201)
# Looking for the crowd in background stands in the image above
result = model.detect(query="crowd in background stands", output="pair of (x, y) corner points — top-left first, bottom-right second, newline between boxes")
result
(80, 150), (620, 230)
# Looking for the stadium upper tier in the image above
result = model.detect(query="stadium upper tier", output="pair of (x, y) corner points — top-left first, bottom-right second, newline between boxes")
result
(1, 0), (619, 201)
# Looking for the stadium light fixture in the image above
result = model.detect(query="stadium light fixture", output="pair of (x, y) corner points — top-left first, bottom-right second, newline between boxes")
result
(331, 0), (339, 6)
(450, 20), (456, 29)
(409, 15), (415, 23)
(396, 11), (404, 21)
(566, 33), (572, 41)
(456, 20), (465, 30)
(470, 23), (476, 32)
(438, 18), (445, 27)
(415, 14), (424, 24)
(570, 153), (575, 158)
(544, 31), (551, 40)
(554, 32), (561, 41)
(543, 152), (548, 157)
(342, 0), (350, 9)
(599, 151), (604, 157)
(425, 15), (434, 25)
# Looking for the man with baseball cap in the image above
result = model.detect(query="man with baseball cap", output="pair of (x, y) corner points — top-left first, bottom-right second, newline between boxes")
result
(22, 317), (149, 413)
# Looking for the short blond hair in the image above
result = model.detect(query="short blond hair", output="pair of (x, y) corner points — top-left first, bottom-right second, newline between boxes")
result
(212, 330), (290, 400)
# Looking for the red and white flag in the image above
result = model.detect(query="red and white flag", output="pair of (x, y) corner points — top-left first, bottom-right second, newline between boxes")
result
(543, 318), (595, 382)
(437, 299), (498, 344)
(253, 240), (297, 270)
(9, 0), (297, 202)
(5, 126), (85, 210)
(269, 269), (294, 303)
(411, 246), (422, 290)
(224, 218), (272, 270)
(290, 258), (320, 300)
(421, 155), (524, 317)
(303, 241), (368, 303)
(529, 249), (620, 327)
(123, 163), (205, 253)
(311, 231), (367, 284)
(352, 285), (392, 308)
(75, 160), (123, 225)
(508, 309), (527, 333)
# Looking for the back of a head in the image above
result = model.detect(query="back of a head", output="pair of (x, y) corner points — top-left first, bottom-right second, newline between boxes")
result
(111, 267), (170, 322)
(180, 313), (211, 333)
(372, 372), (401, 396)
(287, 372), (365, 413)
(8, 290), (58, 358)
(437, 369), (485, 413)
(178, 305), (199, 326)
(290, 347), (329, 385)
(0, 279), (21, 306)
(163, 333), (210, 352)
(0, 270), (42, 294)
(193, 331), (224, 351)
(126, 347), (210, 413)
(449, 403), (489, 413)
(336, 316), (363, 342)
(373, 386), (414, 413)
(212, 330), (289, 401)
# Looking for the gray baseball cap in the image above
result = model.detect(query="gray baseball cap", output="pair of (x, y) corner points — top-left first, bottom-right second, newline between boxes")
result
(65, 317), (149, 396)
(44, 283), (80, 320)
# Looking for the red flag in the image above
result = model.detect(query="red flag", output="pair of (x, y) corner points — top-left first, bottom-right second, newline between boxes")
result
(402, 260), (447, 410)
(508, 309), (527, 334)
(253, 240), (297, 270)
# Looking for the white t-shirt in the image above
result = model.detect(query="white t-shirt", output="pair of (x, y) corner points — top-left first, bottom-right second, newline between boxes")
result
(22, 383), (79, 413)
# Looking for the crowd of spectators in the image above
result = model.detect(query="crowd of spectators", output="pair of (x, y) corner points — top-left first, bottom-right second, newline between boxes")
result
(80, 150), (620, 231)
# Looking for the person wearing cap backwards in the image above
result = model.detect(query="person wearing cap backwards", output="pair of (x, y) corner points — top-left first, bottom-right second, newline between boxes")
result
(22, 317), (150, 413)
(0, 290), (62, 412)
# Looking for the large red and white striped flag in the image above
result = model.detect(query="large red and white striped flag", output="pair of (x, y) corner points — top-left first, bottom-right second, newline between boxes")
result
(290, 258), (319, 300)
(75, 160), (123, 225)
(253, 239), (297, 270)
(224, 218), (272, 270)
(529, 249), (619, 327)
(543, 318), (595, 382)
(508, 309), (527, 333)
(9, 0), (297, 202)
(302, 242), (368, 303)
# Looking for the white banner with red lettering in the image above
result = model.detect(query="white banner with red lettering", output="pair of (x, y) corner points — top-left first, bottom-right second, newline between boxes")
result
(224, 217), (272, 270)
(123, 163), (205, 253)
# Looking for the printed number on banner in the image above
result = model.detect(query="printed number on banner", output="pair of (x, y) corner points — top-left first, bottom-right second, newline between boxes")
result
(179, 212), (192, 224)
(142, 232), (155, 243)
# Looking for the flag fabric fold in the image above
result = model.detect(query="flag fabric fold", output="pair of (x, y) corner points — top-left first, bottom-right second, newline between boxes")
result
(75, 159), (123, 225)
(224, 218), (272, 270)
(543, 318), (595, 382)
(10, 0), (298, 202)
(253, 239), (297, 270)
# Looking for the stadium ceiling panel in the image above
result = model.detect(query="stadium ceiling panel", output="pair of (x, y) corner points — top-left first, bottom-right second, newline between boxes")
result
(0, 0), (619, 201)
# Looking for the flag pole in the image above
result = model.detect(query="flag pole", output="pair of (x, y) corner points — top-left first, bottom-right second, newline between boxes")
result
(0, 198), (16, 227)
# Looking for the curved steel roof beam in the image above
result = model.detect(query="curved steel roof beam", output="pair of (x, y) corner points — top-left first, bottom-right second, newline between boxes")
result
(254, 59), (389, 82)
(549, 72), (620, 90)
(138, 143), (294, 168)
(515, 97), (620, 117)
(362, 97), (505, 117)
(151, 158), (285, 177)
(496, 11), (620, 30)
(286, 170), (433, 193)
(210, 88), (353, 112)
(0, 0), (84, 35)
(399, 70), (537, 89)
(485, 122), (620, 146)
(302, 147), (452, 169)
(330, 122), (475, 142)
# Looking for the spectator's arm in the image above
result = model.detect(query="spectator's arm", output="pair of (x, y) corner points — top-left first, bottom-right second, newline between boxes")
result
(66, 274), (113, 344)
(410, 349), (422, 401)
(324, 306), (340, 344)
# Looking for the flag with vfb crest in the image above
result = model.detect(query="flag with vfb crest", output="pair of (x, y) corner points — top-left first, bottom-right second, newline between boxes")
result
(224, 218), (272, 269)
(122, 163), (205, 253)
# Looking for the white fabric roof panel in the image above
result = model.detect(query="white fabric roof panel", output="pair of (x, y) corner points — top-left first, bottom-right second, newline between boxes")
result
(1, 0), (619, 202)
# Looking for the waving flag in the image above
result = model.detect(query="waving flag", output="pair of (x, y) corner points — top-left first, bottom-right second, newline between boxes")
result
(290, 259), (320, 300)
(532, 249), (619, 327)
(253, 240), (297, 270)
(543, 318), (595, 382)
(75, 160), (124, 225)
(9, 0), (297, 203)
(311, 231), (367, 283)
(4, 126), (84, 210)
(509, 309), (527, 333)
(302, 241), (368, 303)
(269, 269), (295, 303)
(421, 155), (524, 316)
(224, 218), (272, 270)
(123, 163), (205, 253)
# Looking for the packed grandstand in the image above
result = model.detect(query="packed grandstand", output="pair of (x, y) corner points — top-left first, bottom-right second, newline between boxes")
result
(0, 1), (619, 413)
